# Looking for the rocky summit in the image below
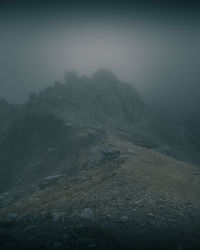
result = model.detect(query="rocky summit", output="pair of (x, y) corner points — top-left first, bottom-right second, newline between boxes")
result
(0, 70), (200, 249)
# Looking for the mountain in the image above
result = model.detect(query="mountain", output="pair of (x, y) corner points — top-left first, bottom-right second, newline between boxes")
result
(0, 70), (200, 249)
(0, 69), (199, 193)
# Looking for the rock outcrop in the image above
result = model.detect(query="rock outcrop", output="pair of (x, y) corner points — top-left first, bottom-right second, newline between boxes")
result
(0, 70), (199, 194)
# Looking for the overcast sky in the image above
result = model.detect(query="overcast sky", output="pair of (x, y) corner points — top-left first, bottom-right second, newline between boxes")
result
(0, 0), (200, 132)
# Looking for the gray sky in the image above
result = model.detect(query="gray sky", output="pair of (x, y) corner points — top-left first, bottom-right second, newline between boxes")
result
(0, 0), (200, 131)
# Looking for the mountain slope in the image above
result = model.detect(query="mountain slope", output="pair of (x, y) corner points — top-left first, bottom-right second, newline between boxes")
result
(0, 70), (200, 249)
(0, 133), (200, 249)
(0, 70), (199, 194)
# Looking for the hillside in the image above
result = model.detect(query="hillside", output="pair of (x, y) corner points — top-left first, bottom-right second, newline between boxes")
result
(0, 133), (200, 249)
(0, 70), (200, 249)
(0, 70), (199, 194)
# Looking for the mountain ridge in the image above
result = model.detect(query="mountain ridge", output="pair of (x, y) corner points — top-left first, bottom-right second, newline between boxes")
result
(0, 69), (199, 193)
(0, 70), (200, 249)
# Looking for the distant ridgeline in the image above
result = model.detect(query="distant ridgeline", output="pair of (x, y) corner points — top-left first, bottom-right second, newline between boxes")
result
(0, 69), (199, 193)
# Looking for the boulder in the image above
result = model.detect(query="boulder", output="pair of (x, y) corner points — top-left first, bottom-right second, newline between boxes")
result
(70, 208), (95, 221)
(91, 145), (120, 166)
(50, 210), (66, 222)
(80, 208), (95, 221)
(38, 174), (65, 190)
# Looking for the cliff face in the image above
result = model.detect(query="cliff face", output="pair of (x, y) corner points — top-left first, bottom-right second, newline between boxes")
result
(0, 70), (199, 193)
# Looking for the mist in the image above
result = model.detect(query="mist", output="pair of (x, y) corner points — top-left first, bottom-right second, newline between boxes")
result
(1, 2), (200, 249)
(0, 0), (200, 133)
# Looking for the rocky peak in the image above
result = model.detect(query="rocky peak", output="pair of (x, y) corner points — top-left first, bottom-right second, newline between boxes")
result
(92, 69), (118, 82)
(64, 71), (78, 84)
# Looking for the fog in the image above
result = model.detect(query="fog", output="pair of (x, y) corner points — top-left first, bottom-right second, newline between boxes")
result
(0, 1), (200, 133)
(1, 3), (200, 248)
